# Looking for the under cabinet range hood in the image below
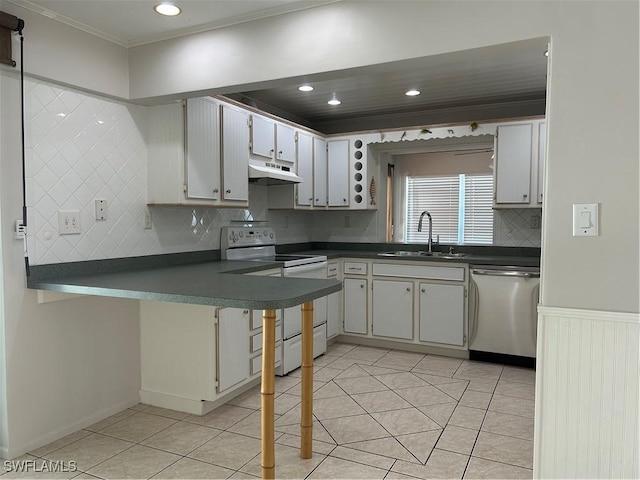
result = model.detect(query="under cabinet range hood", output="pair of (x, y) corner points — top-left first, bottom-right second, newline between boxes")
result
(248, 162), (302, 185)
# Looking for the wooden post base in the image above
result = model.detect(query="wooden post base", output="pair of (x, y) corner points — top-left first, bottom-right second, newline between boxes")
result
(300, 301), (314, 459)
(261, 309), (276, 479)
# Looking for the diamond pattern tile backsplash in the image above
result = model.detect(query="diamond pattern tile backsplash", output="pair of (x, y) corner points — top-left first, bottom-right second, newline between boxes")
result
(25, 78), (539, 265)
(25, 79), (309, 265)
(493, 209), (542, 247)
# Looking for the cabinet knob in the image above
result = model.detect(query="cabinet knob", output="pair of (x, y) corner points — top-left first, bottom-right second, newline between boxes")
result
(421, 289), (425, 293)
(278, 150), (283, 156)
(315, 198), (319, 202)
(343, 198), (347, 202)
(226, 189), (231, 194)
(243, 310), (249, 314)
(523, 193), (528, 198)
(406, 287), (411, 292)
(360, 284), (364, 288)
(213, 188), (219, 193)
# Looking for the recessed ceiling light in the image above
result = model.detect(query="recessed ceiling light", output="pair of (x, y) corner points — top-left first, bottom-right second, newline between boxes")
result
(298, 85), (314, 92)
(327, 98), (341, 106)
(405, 89), (421, 96)
(154, 3), (181, 16)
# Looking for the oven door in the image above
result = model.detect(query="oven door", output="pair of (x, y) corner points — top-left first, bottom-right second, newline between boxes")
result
(282, 261), (328, 339)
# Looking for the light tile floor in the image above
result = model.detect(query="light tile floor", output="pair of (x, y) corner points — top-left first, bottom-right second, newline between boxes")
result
(3, 343), (536, 479)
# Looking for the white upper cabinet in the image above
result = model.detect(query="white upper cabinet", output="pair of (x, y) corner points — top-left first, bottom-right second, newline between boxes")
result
(185, 97), (220, 201)
(250, 115), (275, 159)
(327, 139), (349, 207)
(296, 132), (313, 206)
(276, 123), (296, 163)
(221, 104), (249, 202)
(250, 115), (296, 164)
(493, 119), (545, 208)
(313, 138), (327, 207)
(146, 98), (248, 207)
(494, 123), (533, 204)
(537, 121), (546, 204)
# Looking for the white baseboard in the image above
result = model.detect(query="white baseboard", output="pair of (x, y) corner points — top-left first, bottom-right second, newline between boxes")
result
(534, 306), (639, 479)
(2, 396), (140, 460)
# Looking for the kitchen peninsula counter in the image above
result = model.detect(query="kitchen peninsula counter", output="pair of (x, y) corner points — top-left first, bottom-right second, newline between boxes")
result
(27, 258), (341, 308)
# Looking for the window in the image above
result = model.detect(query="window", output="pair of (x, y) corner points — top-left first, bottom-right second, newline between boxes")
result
(405, 174), (493, 244)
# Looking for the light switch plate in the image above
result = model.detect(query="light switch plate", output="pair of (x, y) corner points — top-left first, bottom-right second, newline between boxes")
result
(573, 203), (599, 236)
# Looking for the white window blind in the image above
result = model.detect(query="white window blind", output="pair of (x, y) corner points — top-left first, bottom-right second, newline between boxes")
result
(463, 175), (494, 244)
(405, 176), (459, 243)
(405, 174), (494, 245)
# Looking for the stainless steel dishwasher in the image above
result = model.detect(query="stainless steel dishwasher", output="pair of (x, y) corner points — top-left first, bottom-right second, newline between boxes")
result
(469, 265), (540, 361)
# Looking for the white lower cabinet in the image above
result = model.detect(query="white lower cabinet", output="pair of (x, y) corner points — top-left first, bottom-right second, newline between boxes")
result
(372, 280), (413, 339)
(419, 283), (465, 346)
(343, 278), (367, 334)
(140, 300), (281, 414)
(217, 308), (250, 393)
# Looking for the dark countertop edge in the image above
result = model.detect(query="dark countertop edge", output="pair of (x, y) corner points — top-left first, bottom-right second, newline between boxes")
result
(28, 275), (342, 310)
(282, 242), (541, 259)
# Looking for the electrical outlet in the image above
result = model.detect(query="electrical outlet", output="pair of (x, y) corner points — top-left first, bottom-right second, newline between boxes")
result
(95, 199), (107, 220)
(143, 208), (152, 229)
(58, 211), (81, 235)
(15, 219), (26, 240)
(530, 215), (541, 229)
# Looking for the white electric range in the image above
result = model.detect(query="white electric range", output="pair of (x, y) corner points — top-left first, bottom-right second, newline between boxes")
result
(221, 226), (328, 375)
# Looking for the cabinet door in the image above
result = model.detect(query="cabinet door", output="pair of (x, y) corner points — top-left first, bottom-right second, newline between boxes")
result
(313, 138), (327, 207)
(221, 105), (249, 201)
(217, 308), (250, 393)
(326, 291), (340, 338)
(251, 115), (274, 159)
(185, 98), (220, 200)
(495, 124), (533, 204)
(327, 139), (349, 206)
(276, 123), (296, 163)
(344, 278), (367, 334)
(537, 121), (546, 204)
(419, 283), (464, 346)
(372, 280), (413, 340)
(296, 133), (313, 206)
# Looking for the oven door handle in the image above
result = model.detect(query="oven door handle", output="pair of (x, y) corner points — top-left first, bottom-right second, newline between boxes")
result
(283, 261), (328, 277)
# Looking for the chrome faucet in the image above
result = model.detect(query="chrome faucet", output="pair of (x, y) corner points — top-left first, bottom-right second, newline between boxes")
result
(417, 210), (434, 253)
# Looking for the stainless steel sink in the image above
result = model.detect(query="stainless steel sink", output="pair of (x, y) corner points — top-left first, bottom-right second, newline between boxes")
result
(377, 251), (467, 259)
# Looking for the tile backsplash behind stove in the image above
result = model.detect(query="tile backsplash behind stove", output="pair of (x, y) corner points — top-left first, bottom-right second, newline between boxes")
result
(24, 79), (309, 265)
(25, 78), (539, 265)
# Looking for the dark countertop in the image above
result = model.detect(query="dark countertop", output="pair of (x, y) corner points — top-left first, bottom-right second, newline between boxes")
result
(294, 249), (540, 268)
(27, 243), (539, 308)
(28, 260), (342, 309)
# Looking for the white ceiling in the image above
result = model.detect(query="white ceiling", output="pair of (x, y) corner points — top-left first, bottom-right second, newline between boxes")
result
(10, 0), (336, 47)
(8, 0), (548, 134)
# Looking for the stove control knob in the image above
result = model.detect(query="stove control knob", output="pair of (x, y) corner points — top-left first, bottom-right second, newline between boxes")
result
(269, 232), (274, 239)
(263, 230), (268, 237)
(239, 231), (243, 238)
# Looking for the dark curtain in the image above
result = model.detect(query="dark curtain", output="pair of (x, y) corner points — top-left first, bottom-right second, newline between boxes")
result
(0, 11), (22, 67)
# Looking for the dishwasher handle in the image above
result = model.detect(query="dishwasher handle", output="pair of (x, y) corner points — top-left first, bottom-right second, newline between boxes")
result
(471, 268), (540, 279)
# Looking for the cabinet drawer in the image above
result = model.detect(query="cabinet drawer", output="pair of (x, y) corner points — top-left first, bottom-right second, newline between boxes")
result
(251, 325), (282, 353)
(327, 263), (339, 277)
(344, 262), (368, 275)
(372, 263), (465, 281)
(250, 309), (282, 331)
(251, 344), (282, 375)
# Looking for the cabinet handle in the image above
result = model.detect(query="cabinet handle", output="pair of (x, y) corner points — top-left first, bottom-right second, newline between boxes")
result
(226, 189), (231, 194)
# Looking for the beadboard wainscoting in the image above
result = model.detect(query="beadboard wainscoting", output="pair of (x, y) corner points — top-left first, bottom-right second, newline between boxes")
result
(534, 307), (640, 479)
